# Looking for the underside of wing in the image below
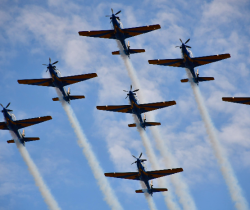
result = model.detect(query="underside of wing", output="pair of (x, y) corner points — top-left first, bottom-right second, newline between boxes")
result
(60, 73), (98, 86)
(96, 105), (132, 113)
(123, 24), (161, 39)
(78, 30), (116, 39)
(191, 53), (231, 67)
(105, 172), (140, 180)
(0, 122), (9, 130)
(139, 101), (176, 113)
(147, 168), (183, 180)
(18, 78), (54, 87)
(15, 116), (52, 129)
(148, 59), (185, 67)
(222, 97), (250, 105)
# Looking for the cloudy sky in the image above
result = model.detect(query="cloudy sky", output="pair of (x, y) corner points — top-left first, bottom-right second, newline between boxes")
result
(0, 0), (249, 209)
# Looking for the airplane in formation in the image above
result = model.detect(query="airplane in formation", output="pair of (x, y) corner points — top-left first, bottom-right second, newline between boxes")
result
(18, 58), (97, 103)
(105, 153), (183, 196)
(222, 97), (250, 105)
(78, 9), (161, 57)
(0, 103), (52, 145)
(96, 85), (176, 129)
(148, 39), (231, 84)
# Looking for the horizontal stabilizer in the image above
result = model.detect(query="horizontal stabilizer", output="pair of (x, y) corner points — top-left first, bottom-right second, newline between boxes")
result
(129, 49), (145, 54)
(181, 79), (189, 83)
(69, 95), (85, 100)
(128, 123), (136, 127)
(222, 97), (250, 105)
(144, 122), (161, 127)
(112, 51), (120, 55)
(151, 188), (168, 193)
(52, 97), (60, 101)
(23, 137), (40, 142)
(135, 189), (144, 193)
(198, 77), (214, 82)
(7, 140), (15, 143)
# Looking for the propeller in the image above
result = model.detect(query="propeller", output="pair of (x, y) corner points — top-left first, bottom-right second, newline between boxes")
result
(175, 38), (191, 49)
(131, 153), (147, 164)
(106, 8), (121, 20)
(124, 85), (139, 99)
(0, 103), (13, 112)
(43, 58), (59, 72)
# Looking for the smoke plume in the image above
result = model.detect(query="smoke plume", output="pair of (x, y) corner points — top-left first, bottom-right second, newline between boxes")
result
(10, 132), (61, 210)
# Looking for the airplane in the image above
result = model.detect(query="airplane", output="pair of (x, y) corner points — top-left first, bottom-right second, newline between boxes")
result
(0, 103), (52, 145)
(105, 153), (183, 196)
(148, 39), (231, 84)
(78, 9), (161, 57)
(96, 85), (176, 129)
(222, 97), (250, 105)
(17, 58), (97, 103)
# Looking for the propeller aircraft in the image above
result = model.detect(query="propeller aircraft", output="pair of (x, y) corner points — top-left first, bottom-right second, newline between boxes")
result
(18, 58), (97, 103)
(148, 39), (231, 84)
(105, 153), (183, 196)
(0, 103), (52, 145)
(96, 85), (176, 129)
(78, 9), (161, 58)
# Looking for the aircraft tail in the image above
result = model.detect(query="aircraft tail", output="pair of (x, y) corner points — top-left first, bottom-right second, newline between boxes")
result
(52, 95), (85, 101)
(181, 77), (214, 83)
(7, 137), (40, 144)
(135, 188), (168, 194)
(112, 49), (145, 55)
(128, 122), (161, 128)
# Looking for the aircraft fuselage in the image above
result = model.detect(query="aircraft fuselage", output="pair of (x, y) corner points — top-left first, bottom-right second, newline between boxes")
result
(48, 64), (70, 103)
(111, 14), (129, 56)
(181, 44), (199, 83)
(128, 91), (145, 129)
(136, 160), (153, 195)
(2, 109), (25, 145)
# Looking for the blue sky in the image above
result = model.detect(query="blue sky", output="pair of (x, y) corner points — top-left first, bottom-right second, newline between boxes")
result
(0, 0), (249, 209)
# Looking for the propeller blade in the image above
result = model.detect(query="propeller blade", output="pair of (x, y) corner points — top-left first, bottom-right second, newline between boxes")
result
(131, 161), (136, 165)
(133, 89), (139, 92)
(6, 109), (13, 112)
(139, 152), (142, 159)
(141, 159), (147, 162)
(42, 64), (47, 66)
(115, 10), (121, 15)
(49, 58), (51, 64)
(125, 95), (128, 99)
(111, 8), (114, 14)
(175, 46), (180, 48)
(52, 61), (58, 65)
(186, 45), (191, 48)
(179, 38), (183, 43)
(0, 104), (3, 108)
(6, 102), (10, 108)
(105, 15), (111, 17)
(130, 85), (132, 91)
(185, 38), (190, 44)
(132, 155), (137, 159)
(123, 90), (128, 92)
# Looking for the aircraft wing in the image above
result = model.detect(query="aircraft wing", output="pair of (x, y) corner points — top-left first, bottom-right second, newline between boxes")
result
(18, 78), (55, 87)
(60, 73), (98, 86)
(0, 122), (9, 130)
(78, 30), (116, 39)
(14, 116), (52, 129)
(148, 59), (185, 67)
(147, 168), (183, 180)
(191, 53), (231, 67)
(139, 101), (176, 113)
(96, 105), (132, 113)
(105, 172), (140, 180)
(123, 24), (161, 39)
(222, 97), (250, 105)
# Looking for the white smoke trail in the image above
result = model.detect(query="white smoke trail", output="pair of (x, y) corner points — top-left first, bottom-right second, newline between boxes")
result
(10, 132), (61, 210)
(57, 97), (123, 210)
(188, 76), (249, 210)
(140, 181), (158, 210)
(117, 40), (196, 210)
